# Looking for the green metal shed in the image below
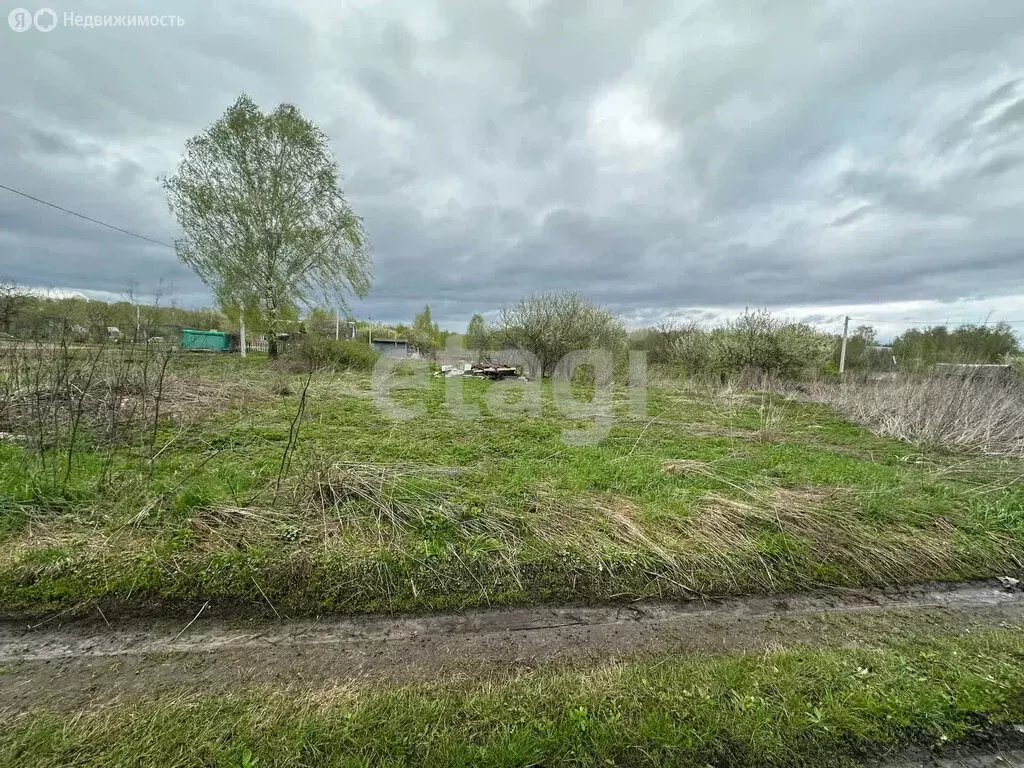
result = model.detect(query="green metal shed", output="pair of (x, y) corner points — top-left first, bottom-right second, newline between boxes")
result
(181, 329), (229, 351)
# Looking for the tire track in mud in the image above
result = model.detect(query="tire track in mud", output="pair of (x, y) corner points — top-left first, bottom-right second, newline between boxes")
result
(1, 580), (1022, 711)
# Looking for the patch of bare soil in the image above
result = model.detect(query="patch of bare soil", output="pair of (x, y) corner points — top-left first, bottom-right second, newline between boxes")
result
(880, 751), (1024, 767)
(0, 580), (1021, 713)
(872, 728), (1024, 768)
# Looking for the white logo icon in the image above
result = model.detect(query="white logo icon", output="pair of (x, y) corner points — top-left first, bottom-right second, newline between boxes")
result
(8, 8), (33, 31)
(7, 7), (56, 31)
(34, 8), (57, 31)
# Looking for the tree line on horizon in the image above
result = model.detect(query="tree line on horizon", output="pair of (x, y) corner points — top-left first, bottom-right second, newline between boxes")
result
(3, 92), (1020, 379)
(3, 277), (1020, 376)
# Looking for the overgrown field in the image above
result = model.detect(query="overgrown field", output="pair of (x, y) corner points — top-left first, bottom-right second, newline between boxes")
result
(1, 344), (1022, 616)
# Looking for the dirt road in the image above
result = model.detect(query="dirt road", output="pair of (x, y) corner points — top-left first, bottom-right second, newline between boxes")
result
(2, 579), (1022, 714)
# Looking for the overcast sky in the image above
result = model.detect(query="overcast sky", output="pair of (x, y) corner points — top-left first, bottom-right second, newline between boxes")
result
(2, 0), (1023, 337)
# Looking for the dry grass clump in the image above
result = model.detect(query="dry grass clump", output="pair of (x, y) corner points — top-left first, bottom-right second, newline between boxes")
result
(187, 506), (301, 550)
(802, 374), (1024, 457)
(280, 462), (694, 570)
(580, 496), (678, 568)
(525, 483), (1022, 593)
(286, 459), (523, 548)
(6, 471), (1019, 609)
(153, 370), (261, 423)
(661, 459), (711, 476)
(526, 488), (665, 551)
(0, 341), (270, 510)
(686, 487), (993, 588)
(0, 341), (261, 451)
(193, 454), (1021, 595)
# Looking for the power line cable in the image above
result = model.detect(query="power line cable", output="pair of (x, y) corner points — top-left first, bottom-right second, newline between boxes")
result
(0, 182), (175, 249)
(847, 315), (1024, 325)
(2, 180), (1021, 330)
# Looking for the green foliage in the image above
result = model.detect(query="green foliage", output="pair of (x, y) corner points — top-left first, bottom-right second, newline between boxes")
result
(163, 94), (371, 358)
(223, 297), (299, 337)
(644, 318), (1020, 379)
(304, 307), (337, 337)
(2, 291), (227, 342)
(635, 311), (836, 378)
(631, 321), (710, 369)
(498, 291), (627, 376)
(289, 337), (379, 372)
(465, 313), (490, 360)
(893, 323), (1020, 368)
(832, 325), (888, 371)
(715, 310), (833, 377)
(410, 305), (442, 358)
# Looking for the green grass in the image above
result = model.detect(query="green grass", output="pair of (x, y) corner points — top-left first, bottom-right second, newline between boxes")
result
(3, 625), (1023, 767)
(1, 354), (1022, 615)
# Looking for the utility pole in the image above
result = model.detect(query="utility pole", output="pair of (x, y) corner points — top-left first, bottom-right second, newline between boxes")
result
(239, 314), (247, 358)
(839, 315), (850, 376)
(335, 309), (340, 340)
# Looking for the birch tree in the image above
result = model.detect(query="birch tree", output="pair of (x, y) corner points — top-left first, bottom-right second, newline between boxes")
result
(163, 95), (371, 357)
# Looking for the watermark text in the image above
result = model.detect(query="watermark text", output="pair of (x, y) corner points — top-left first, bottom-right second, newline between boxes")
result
(8, 8), (185, 32)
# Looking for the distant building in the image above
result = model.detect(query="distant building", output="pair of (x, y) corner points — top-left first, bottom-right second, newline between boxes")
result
(371, 338), (412, 357)
(866, 345), (898, 371)
(181, 329), (229, 351)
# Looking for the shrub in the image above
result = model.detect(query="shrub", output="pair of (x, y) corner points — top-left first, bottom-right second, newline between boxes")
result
(288, 337), (379, 372)
(893, 323), (1020, 368)
(498, 291), (626, 377)
(636, 311), (834, 381)
(636, 322), (714, 371)
(410, 305), (442, 359)
(711, 310), (833, 378)
(669, 327), (715, 374)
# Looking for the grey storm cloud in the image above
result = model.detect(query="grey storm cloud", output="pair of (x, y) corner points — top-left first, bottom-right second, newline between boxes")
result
(1, 0), (1023, 330)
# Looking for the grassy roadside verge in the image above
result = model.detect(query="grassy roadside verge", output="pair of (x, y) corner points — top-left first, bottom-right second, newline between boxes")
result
(3, 625), (1023, 767)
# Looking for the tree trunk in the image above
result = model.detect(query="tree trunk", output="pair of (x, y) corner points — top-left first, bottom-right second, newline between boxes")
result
(265, 292), (279, 359)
